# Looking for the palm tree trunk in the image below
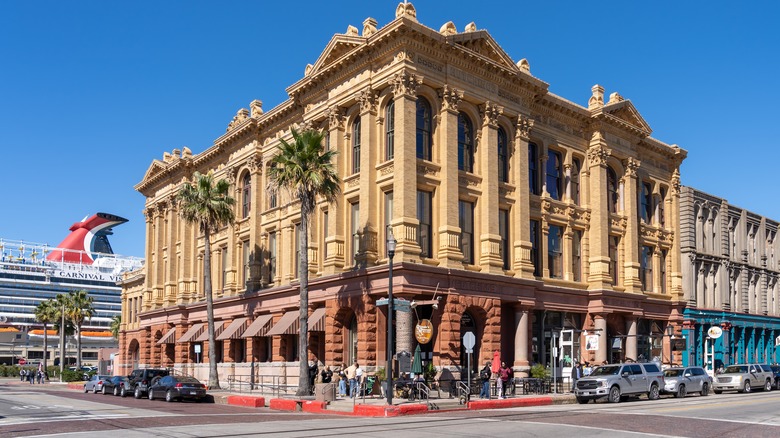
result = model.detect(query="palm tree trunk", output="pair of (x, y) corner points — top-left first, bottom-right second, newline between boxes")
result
(297, 210), (310, 396)
(204, 228), (220, 389)
(42, 322), (48, 372)
(76, 324), (82, 370)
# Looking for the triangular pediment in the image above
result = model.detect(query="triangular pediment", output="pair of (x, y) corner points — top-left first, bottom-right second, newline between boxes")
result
(309, 34), (365, 76)
(141, 159), (166, 183)
(603, 99), (652, 135)
(448, 30), (519, 72)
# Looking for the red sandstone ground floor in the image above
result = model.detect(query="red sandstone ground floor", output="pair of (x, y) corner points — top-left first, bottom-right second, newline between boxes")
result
(119, 263), (685, 386)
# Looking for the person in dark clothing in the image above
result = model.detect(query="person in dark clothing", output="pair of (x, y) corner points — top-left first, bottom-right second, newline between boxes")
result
(308, 361), (319, 388)
(479, 361), (492, 399)
(320, 366), (333, 383)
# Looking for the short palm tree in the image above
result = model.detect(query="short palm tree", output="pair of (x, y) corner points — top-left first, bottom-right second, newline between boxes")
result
(110, 315), (122, 339)
(177, 170), (235, 389)
(34, 299), (58, 372)
(66, 290), (95, 370)
(269, 128), (340, 396)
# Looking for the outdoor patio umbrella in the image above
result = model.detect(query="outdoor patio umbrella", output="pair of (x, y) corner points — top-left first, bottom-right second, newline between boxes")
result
(411, 345), (423, 375)
(492, 350), (501, 374)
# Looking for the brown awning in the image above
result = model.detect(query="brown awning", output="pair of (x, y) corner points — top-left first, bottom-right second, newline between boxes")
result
(309, 307), (327, 332)
(242, 314), (274, 338)
(265, 312), (299, 336)
(216, 317), (249, 340)
(156, 327), (176, 345)
(177, 323), (205, 343)
(195, 323), (226, 342)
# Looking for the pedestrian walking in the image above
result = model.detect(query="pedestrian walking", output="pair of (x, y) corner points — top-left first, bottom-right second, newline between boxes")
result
(479, 361), (492, 399)
(20, 368), (26, 382)
(338, 363), (348, 397)
(346, 362), (358, 398)
(571, 363), (582, 392)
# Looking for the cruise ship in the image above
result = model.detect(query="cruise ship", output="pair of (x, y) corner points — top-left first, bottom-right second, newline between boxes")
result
(0, 213), (143, 366)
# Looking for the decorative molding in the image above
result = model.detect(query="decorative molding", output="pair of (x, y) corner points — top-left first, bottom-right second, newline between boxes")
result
(417, 163), (439, 177)
(480, 101), (503, 127)
(395, 1), (417, 21)
(326, 106), (345, 130)
(516, 114), (534, 140)
(587, 145), (611, 167)
(623, 157), (640, 177)
(391, 70), (423, 98)
(227, 108), (250, 132)
(439, 85), (463, 112)
(356, 87), (378, 115)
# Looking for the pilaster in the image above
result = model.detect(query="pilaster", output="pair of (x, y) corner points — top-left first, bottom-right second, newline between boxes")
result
(513, 115), (535, 278)
(478, 101), (504, 273)
(323, 106), (346, 274)
(436, 85), (465, 267)
(623, 157), (642, 292)
(586, 132), (613, 289)
(355, 87), (379, 267)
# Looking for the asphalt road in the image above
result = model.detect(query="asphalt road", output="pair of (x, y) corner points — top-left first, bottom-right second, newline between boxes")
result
(1, 380), (779, 437)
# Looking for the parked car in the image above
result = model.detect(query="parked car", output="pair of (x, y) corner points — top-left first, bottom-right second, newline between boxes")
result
(661, 366), (711, 398)
(83, 374), (111, 393)
(123, 368), (169, 399)
(147, 375), (207, 402)
(574, 362), (665, 403)
(770, 365), (780, 390)
(713, 364), (773, 394)
(103, 376), (130, 396)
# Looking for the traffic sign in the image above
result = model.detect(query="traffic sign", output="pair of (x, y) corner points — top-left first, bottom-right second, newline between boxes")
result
(377, 298), (389, 306)
(463, 331), (475, 350)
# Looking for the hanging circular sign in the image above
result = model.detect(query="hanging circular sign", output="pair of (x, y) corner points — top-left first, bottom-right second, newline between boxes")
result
(707, 326), (723, 339)
(415, 319), (434, 344)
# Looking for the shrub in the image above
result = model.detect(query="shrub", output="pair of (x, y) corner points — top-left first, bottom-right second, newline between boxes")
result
(530, 364), (550, 379)
(60, 369), (82, 382)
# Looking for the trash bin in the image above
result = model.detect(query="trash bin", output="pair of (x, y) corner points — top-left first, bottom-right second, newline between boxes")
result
(315, 383), (336, 402)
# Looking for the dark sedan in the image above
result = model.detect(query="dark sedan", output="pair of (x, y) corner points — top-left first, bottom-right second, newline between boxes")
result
(102, 376), (130, 396)
(148, 375), (207, 402)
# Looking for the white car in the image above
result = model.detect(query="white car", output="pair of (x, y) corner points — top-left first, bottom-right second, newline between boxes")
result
(661, 367), (711, 397)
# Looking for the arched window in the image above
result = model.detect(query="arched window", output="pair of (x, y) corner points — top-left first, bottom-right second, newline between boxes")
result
(385, 100), (395, 161)
(460, 312), (479, 373)
(497, 127), (508, 183)
(268, 164), (277, 209)
(607, 167), (619, 213)
(457, 112), (474, 172)
(546, 150), (562, 200)
(241, 172), (251, 219)
(571, 158), (581, 205)
(529, 143), (539, 195)
(352, 116), (361, 174)
(347, 316), (358, 365)
(416, 97), (432, 160)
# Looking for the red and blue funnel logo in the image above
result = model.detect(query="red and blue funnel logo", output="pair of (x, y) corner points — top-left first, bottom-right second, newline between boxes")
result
(46, 213), (129, 264)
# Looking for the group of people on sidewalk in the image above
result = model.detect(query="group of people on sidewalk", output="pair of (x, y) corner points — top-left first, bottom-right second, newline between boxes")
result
(19, 368), (47, 384)
(308, 360), (365, 399)
(479, 360), (514, 399)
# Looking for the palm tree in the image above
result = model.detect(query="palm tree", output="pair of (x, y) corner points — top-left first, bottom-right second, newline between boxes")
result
(66, 290), (94, 370)
(110, 315), (121, 339)
(177, 171), (235, 389)
(54, 293), (73, 372)
(269, 128), (340, 396)
(34, 299), (58, 372)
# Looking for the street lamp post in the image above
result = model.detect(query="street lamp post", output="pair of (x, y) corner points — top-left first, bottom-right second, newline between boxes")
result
(386, 229), (396, 406)
(665, 324), (674, 367)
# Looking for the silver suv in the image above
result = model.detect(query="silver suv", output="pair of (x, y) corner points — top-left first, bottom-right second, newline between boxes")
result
(662, 366), (711, 398)
(713, 364), (773, 394)
(575, 362), (665, 403)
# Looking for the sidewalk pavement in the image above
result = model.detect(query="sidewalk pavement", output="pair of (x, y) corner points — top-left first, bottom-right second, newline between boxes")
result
(0, 377), (575, 417)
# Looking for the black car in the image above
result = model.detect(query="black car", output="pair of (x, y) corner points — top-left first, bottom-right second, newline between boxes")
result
(123, 368), (169, 398)
(147, 375), (207, 402)
(103, 376), (130, 396)
(771, 365), (780, 390)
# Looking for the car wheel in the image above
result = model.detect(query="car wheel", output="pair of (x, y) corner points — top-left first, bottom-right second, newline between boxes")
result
(742, 380), (751, 393)
(576, 397), (589, 404)
(675, 385), (686, 398)
(148, 390), (155, 401)
(701, 383), (709, 396)
(648, 384), (660, 400)
(134, 387), (142, 399)
(764, 380), (772, 391)
(93, 385), (99, 394)
(121, 387), (127, 397)
(102, 386), (108, 395)
(114, 386), (120, 396)
(84, 385), (89, 393)
(166, 390), (175, 403)
(714, 389), (722, 394)
(608, 386), (621, 403)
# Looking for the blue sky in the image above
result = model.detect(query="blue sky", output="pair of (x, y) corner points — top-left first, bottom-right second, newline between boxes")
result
(1, 1), (778, 258)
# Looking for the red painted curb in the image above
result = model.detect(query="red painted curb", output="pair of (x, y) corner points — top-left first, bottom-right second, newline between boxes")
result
(467, 396), (553, 410)
(269, 398), (301, 411)
(353, 403), (428, 417)
(227, 395), (266, 408)
(68, 383), (85, 390)
(301, 400), (327, 413)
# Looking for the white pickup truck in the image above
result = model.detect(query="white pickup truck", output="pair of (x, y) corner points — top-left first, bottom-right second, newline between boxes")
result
(574, 362), (665, 403)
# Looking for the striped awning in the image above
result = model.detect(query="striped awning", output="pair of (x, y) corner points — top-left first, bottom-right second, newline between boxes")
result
(265, 312), (299, 336)
(216, 317), (249, 340)
(309, 307), (327, 332)
(195, 323), (225, 342)
(177, 323), (205, 343)
(156, 327), (176, 345)
(242, 314), (274, 338)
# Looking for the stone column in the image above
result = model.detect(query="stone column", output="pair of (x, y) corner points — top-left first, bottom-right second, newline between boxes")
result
(436, 85), (465, 268)
(356, 87), (379, 266)
(513, 306), (530, 371)
(390, 71), (423, 261)
(478, 101), (504, 273)
(165, 201), (178, 305)
(623, 158), (642, 292)
(625, 316), (637, 361)
(594, 314), (608, 364)
(245, 152), (263, 292)
(670, 168), (684, 299)
(323, 106), (346, 274)
(513, 115), (535, 278)
(586, 132), (613, 290)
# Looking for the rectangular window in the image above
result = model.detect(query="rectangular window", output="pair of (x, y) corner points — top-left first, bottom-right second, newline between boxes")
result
(294, 224), (300, 279)
(385, 101), (395, 161)
(417, 190), (432, 258)
(529, 143), (539, 195)
(499, 209), (509, 270)
(573, 230), (582, 282)
(351, 202), (360, 265)
(322, 211), (329, 259)
(546, 150), (562, 200)
(459, 200), (474, 264)
(609, 236), (620, 286)
(352, 118), (361, 174)
(660, 250), (667, 294)
(658, 188), (666, 227)
(641, 245), (654, 291)
(268, 232), (277, 284)
(548, 225), (563, 279)
(571, 158), (581, 205)
(530, 220), (541, 276)
(222, 248), (228, 290)
(640, 182), (652, 224)
(242, 239), (250, 286)
(385, 190), (393, 240)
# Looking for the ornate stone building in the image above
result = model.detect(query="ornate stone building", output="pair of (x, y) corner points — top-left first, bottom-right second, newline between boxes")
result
(120, 3), (686, 385)
(680, 187), (780, 371)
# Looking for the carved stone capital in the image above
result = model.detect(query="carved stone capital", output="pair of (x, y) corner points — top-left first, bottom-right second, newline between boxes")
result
(225, 166), (237, 185)
(671, 169), (681, 195)
(248, 154), (262, 173)
(356, 87), (378, 115)
(438, 85), (463, 112)
(391, 70), (423, 98)
(326, 106), (345, 130)
(623, 157), (640, 177)
(480, 101), (503, 127)
(587, 145), (611, 167)
(516, 114), (534, 140)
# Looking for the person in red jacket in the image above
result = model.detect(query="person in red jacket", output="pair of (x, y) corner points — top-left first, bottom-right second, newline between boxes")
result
(497, 362), (512, 398)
